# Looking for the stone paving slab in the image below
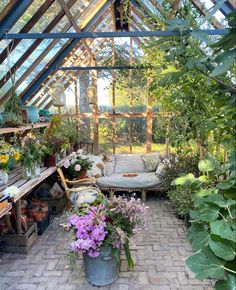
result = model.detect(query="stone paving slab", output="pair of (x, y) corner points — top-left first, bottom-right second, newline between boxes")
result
(0, 197), (214, 290)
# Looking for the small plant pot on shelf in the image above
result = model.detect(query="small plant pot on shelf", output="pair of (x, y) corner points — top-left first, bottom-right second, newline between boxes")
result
(44, 154), (56, 167)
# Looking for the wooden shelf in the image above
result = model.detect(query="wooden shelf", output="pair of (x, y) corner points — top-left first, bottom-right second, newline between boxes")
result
(0, 123), (50, 134)
(0, 203), (12, 219)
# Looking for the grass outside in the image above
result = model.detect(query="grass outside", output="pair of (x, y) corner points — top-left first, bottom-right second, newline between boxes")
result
(99, 143), (174, 155)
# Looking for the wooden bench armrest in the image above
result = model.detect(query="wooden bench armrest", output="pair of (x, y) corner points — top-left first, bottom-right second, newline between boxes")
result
(65, 177), (97, 185)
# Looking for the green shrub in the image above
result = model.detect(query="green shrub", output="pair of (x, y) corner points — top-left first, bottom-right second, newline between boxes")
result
(167, 186), (194, 219)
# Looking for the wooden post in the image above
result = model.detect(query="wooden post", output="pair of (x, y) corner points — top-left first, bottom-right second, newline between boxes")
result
(112, 38), (116, 154)
(129, 38), (133, 154)
(74, 78), (79, 141)
(146, 74), (152, 153)
(16, 199), (22, 235)
(165, 117), (170, 157)
(92, 59), (99, 155)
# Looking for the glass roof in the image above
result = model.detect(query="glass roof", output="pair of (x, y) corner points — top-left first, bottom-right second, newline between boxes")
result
(0, 0), (233, 108)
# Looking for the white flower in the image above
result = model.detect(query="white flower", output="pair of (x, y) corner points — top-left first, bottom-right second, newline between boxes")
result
(63, 159), (70, 168)
(70, 152), (77, 159)
(74, 164), (81, 172)
(77, 149), (84, 156)
(71, 158), (77, 164)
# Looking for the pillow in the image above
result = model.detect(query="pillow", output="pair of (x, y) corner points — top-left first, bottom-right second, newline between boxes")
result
(155, 158), (170, 176)
(114, 154), (145, 174)
(86, 155), (105, 178)
(104, 155), (116, 176)
(142, 153), (160, 172)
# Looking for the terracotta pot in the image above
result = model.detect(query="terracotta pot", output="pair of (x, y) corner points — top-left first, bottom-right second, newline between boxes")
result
(33, 212), (43, 222)
(44, 154), (56, 167)
(28, 206), (40, 217)
(78, 170), (87, 179)
(31, 199), (41, 206)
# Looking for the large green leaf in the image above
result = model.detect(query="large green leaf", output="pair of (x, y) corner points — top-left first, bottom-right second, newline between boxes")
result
(198, 159), (215, 172)
(187, 223), (205, 241)
(215, 275), (236, 290)
(210, 220), (236, 242)
(192, 231), (210, 251)
(195, 188), (218, 198)
(186, 247), (226, 279)
(217, 181), (235, 190)
(209, 235), (235, 261)
(172, 173), (195, 186)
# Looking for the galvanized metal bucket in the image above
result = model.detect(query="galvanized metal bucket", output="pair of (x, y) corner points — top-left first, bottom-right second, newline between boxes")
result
(83, 247), (119, 286)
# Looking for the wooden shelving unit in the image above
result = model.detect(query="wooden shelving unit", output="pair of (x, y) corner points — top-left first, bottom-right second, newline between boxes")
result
(0, 123), (50, 134)
(0, 203), (12, 219)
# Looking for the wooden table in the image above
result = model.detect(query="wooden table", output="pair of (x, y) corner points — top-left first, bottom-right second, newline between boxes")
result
(0, 156), (69, 233)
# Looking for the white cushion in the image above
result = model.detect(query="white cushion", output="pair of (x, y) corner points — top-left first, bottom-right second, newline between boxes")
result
(114, 154), (145, 173)
(86, 155), (105, 178)
(104, 155), (116, 176)
(142, 153), (160, 172)
(97, 172), (162, 188)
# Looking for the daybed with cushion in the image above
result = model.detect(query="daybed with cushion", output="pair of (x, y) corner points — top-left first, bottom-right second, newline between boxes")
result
(86, 153), (167, 201)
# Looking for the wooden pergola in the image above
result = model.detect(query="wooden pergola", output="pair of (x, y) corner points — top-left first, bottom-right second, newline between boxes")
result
(0, 0), (234, 154)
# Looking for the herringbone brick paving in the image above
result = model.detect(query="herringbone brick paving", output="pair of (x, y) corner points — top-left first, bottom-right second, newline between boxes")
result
(0, 196), (213, 290)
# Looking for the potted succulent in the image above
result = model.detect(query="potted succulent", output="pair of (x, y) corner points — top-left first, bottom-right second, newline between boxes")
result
(63, 195), (148, 286)
(63, 155), (93, 179)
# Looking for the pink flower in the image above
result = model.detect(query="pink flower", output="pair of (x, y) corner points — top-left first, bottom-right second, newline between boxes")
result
(75, 164), (81, 172)
(63, 159), (70, 169)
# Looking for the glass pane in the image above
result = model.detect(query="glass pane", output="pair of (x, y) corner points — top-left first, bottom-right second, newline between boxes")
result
(9, 1), (60, 33)
(17, 39), (68, 95)
(0, 0), (10, 14)
(99, 118), (113, 154)
(0, 40), (35, 75)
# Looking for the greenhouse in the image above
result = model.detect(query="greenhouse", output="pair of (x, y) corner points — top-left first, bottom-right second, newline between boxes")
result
(0, 0), (235, 289)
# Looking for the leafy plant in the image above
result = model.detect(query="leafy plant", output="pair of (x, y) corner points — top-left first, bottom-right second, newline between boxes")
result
(173, 155), (236, 289)
(3, 87), (23, 127)
(63, 156), (93, 178)
(167, 186), (194, 219)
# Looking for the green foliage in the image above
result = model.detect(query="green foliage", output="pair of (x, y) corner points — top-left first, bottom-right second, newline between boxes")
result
(175, 156), (236, 288)
(167, 186), (194, 218)
(3, 88), (23, 127)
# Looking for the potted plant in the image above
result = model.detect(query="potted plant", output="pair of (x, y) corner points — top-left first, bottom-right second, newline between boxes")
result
(0, 141), (21, 185)
(63, 155), (93, 179)
(3, 86), (23, 127)
(21, 137), (42, 179)
(63, 195), (148, 286)
(42, 122), (67, 167)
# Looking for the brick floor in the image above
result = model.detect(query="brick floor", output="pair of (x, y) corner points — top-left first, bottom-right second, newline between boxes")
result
(0, 196), (214, 290)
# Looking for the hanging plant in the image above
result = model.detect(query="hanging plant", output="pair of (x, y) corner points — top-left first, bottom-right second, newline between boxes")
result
(3, 86), (23, 127)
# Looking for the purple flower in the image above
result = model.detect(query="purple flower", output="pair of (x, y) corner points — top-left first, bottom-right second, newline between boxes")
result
(75, 164), (81, 172)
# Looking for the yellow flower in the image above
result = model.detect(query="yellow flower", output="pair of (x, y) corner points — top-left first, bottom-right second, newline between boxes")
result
(0, 155), (9, 164)
(14, 151), (21, 161)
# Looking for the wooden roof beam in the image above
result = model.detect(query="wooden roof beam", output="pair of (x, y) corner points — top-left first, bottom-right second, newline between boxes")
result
(191, 0), (224, 29)
(57, 0), (95, 61)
